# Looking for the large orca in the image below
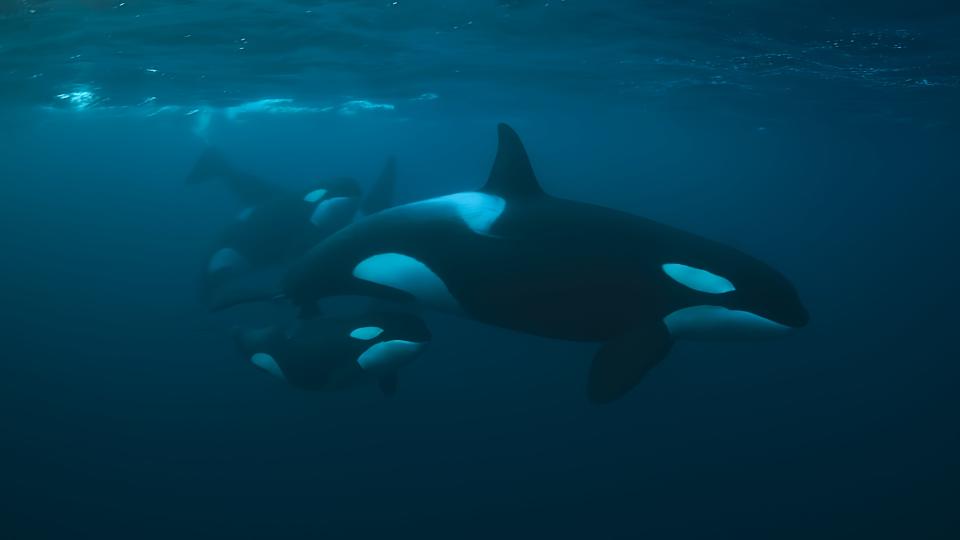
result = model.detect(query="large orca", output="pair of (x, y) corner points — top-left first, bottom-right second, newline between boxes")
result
(196, 154), (397, 301)
(234, 311), (431, 396)
(252, 124), (807, 402)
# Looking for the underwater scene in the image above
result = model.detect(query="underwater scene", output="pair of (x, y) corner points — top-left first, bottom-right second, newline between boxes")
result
(1, 1), (958, 538)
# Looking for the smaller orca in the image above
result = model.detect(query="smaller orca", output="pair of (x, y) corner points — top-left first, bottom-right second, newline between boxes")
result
(234, 311), (431, 396)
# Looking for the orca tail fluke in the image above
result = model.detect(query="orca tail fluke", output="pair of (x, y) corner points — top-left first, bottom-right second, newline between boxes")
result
(361, 155), (397, 215)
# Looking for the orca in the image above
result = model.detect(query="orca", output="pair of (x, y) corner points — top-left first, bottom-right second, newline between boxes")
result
(186, 147), (279, 206)
(234, 311), (431, 395)
(195, 154), (398, 302)
(255, 124), (807, 403)
(200, 175), (362, 298)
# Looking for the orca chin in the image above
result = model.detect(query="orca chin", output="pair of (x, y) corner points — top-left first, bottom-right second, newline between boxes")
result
(664, 305), (795, 340)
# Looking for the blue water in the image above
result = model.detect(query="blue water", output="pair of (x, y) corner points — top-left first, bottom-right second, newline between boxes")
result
(1, 1), (959, 538)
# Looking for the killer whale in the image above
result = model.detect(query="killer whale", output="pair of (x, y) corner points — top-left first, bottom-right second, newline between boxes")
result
(200, 175), (362, 299)
(186, 147), (279, 205)
(254, 123), (807, 403)
(234, 310), (431, 395)
(196, 155), (398, 302)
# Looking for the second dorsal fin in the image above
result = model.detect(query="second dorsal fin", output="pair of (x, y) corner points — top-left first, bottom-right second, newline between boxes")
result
(481, 123), (545, 199)
(361, 156), (396, 215)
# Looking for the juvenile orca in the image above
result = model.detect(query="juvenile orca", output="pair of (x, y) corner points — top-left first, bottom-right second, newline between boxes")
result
(234, 311), (431, 395)
(199, 156), (398, 301)
(261, 124), (807, 403)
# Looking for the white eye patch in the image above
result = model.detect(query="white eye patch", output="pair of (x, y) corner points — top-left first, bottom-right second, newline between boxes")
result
(662, 263), (735, 294)
(304, 188), (328, 203)
(350, 326), (384, 340)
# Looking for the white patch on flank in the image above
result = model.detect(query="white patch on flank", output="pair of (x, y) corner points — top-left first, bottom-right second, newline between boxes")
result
(662, 263), (735, 294)
(304, 189), (327, 203)
(407, 192), (506, 236)
(350, 326), (384, 340)
(207, 247), (245, 274)
(664, 305), (791, 340)
(356, 340), (424, 375)
(250, 353), (286, 381)
(236, 207), (254, 221)
(353, 253), (461, 312)
(310, 196), (353, 227)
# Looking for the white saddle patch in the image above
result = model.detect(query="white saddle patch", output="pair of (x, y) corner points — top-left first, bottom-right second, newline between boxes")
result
(208, 247), (245, 274)
(407, 192), (506, 236)
(250, 352), (286, 381)
(350, 326), (384, 340)
(664, 305), (791, 340)
(353, 253), (461, 313)
(356, 340), (424, 375)
(662, 263), (735, 294)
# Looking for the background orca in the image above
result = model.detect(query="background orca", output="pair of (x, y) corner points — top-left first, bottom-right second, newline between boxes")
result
(234, 311), (431, 396)
(201, 175), (362, 297)
(186, 147), (279, 206)
(193, 152), (398, 303)
(279, 123), (809, 403)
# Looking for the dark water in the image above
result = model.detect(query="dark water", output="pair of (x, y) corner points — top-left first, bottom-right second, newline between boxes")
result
(1, 1), (959, 538)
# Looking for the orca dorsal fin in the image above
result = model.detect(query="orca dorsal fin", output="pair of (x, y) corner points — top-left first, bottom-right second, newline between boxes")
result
(361, 156), (396, 215)
(481, 123), (544, 199)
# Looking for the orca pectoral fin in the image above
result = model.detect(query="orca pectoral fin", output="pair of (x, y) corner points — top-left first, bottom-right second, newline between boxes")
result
(378, 374), (398, 397)
(587, 321), (673, 404)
